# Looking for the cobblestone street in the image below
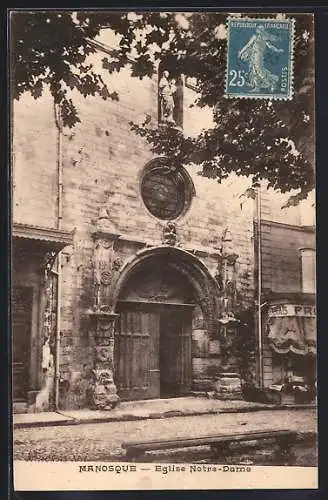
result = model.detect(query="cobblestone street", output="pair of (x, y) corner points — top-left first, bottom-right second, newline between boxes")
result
(13, 408), (317, 465)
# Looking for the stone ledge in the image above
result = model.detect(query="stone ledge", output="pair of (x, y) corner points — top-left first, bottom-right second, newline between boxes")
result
(13, 401), (316, 429)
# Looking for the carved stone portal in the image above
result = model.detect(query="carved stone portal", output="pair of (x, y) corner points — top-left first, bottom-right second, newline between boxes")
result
(89, 312), (119, 410)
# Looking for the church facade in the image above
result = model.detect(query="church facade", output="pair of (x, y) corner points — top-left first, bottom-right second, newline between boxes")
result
(12, 40), (316, 412)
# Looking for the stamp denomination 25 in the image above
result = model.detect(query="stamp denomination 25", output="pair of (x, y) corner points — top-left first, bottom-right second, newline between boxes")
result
(225, 17), (295, 100)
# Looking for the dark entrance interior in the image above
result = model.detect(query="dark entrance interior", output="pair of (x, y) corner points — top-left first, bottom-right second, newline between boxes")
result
(159, 307), (192, 398)
(12, 285), (33, 401)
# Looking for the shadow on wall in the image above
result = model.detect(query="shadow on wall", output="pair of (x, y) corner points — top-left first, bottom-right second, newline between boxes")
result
(59, 369), (90, 410)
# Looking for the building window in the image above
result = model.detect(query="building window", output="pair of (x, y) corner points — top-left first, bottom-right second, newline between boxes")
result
(141, 158), (195, 221)
(300, 248), (316, 294)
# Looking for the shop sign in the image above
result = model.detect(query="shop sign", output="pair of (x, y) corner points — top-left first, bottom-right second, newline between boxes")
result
(267, 304), (316, 318)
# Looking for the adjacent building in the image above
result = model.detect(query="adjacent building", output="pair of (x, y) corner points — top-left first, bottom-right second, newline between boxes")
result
(260, 209), (316, 401)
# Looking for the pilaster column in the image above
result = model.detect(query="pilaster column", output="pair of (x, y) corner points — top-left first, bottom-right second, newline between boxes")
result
(88, 207), (122, 410)
(89, 312), (119, 410)
(215, 229), (243, 400)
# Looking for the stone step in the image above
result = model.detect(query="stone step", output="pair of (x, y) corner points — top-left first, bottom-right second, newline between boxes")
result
(13, 402), (28, 414)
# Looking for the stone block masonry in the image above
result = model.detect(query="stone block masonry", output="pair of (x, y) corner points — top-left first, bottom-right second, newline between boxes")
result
(60, 78), (254, 407)
(13, 58), (312, 410)
(13, 91), (58, 229)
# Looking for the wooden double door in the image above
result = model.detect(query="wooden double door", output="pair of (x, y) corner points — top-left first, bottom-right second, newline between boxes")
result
(115, 303), (192, 401)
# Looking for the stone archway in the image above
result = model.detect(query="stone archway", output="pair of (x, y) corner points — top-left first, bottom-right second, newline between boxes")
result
(88, 245), (223, 408)
(112, 246), (222, 335)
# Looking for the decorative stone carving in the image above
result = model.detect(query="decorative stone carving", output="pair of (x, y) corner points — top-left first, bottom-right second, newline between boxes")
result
(33, 271), (58, 412)
(90, 369), (118, 410)
(215, 228), (239, 315)
(216, 320), (242, 400)
(221, 228), (234, 255)
(93, 238), (122, 309)
(112, 256), (122, 272)
(91, 369), (114, 386)
(214, 373), (243, 400)
(226, 253), (239, 266)
(94, 345), (114, 363)
(162, 221), (178, 246)
(41, 337), (53, 371)
(89, 312), (119, 410)
(41, 250), (57, 281)
(98, 206), (110, 220)
(100, 270), (112, 286)
(96, 205), (119, 234)
(214, 228), (243, 400)
(136, 278), (175, 302)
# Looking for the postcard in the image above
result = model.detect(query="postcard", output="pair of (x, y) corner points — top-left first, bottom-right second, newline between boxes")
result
(10, 10), (317, 491)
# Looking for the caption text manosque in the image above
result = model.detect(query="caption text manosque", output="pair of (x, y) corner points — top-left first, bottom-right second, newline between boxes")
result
(78, 464), (252, 474)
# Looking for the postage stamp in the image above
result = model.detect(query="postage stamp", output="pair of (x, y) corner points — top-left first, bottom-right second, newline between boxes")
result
(225, 17), (295, 100)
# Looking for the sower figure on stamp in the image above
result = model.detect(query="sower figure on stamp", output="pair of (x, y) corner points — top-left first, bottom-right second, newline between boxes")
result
(159, 70), (177, 123)
(238, 25), (284, 92)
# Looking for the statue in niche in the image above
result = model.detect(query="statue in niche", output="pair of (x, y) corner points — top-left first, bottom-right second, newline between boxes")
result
(159, 71), (177, 124)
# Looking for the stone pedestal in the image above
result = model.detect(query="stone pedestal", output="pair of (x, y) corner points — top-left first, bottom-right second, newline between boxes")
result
(215, 372), (243, 400)
(89, 312), (119, 410)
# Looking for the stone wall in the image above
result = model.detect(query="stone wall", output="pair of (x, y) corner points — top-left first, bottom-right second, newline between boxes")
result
(13, 48), (314, 408)
(260, 220), (315, 295)
(53, 70), (256, 407)
(13, 91), (58, 229)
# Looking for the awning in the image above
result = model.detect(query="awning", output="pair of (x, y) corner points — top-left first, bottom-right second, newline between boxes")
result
(13, 223), (74, 279)
(267, 303), (316, 356)
(13, 223), (73, 250)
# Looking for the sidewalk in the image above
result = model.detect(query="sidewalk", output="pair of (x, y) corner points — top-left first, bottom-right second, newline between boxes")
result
(13, 397), (316, 429)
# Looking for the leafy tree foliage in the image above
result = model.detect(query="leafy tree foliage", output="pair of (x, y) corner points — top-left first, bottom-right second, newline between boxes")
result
(11, 11), (315, 203)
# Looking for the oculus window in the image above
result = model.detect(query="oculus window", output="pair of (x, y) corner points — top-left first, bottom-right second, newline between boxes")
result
(141, 158), (195, 221)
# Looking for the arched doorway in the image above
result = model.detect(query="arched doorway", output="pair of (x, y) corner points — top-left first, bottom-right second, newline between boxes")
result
(112, 247), (221, 401)
(115, 260), (195, 400)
